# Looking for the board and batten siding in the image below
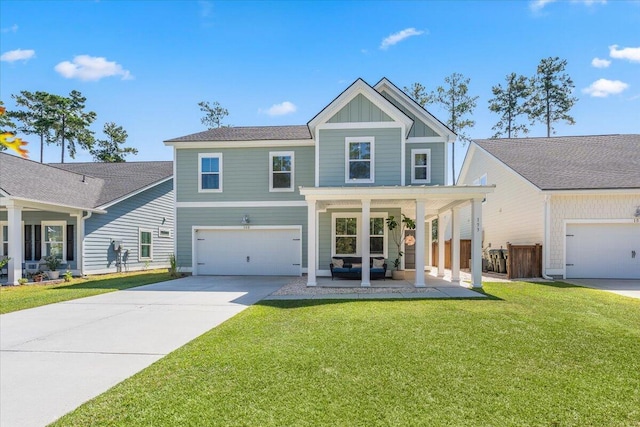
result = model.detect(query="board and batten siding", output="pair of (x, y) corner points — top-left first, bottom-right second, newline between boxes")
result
(176, 206), (307, 269)
(327, 93), (393, 123)
(379, 90), (439, 138)
(176, 146), (314, 202)
(405, 142), (446, 185)
(84, 179), (174, 273)
(548, 194), (640, 271)
(318, 128), (403, 187)
(318, 208), (401, 272)
(459, 147), (545, 249)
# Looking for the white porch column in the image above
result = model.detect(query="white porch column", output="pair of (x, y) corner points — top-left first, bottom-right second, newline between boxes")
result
(427, 219), (433, 269)
(307, 199), (317, 286)
(360, 199), (370, 287)
(74, 213), (84, 276)
(451, 207), (461, 283)
(437, 213), (446, 277)
(471, 198), (483, 288)
(7, 202), (23, 285)
(414, 200), (426, 287)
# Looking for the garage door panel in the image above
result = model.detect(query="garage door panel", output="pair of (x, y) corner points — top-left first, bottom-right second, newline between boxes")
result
(566, 223), (640, 279)
(195, 228), (301, 276)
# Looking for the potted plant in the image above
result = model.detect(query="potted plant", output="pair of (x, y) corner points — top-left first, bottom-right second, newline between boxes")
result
(386, 214), (416, 280)
(44, 255), (62, 279)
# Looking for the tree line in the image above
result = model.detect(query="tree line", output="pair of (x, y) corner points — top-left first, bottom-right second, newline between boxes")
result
(404, 57), (577, 183)
(0, 90), (137, 163)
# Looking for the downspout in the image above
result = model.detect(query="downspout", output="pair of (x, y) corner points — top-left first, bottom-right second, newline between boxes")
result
(80, 211), (92, 276)
(542, 195), (553, 280)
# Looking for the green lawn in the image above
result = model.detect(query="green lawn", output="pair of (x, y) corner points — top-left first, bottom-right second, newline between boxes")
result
(0, 270), (173, 314)
(53, 281), (640, 426)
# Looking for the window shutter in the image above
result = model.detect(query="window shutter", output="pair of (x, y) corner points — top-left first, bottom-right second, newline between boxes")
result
(66, 225), (74, 261)
(34, 225), (42, 260)
(24, 225), (33, 261)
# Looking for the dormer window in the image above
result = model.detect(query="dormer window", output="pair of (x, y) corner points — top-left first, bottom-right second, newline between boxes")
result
(345, 137), (374, 183)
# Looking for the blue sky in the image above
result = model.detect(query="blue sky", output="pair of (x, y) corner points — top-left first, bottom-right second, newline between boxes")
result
(1, 0), (639, 179)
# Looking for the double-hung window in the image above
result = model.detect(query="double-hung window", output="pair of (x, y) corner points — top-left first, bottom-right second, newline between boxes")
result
(42, 221), (65, 260)
(345, 137), (374, 183)
(199, 153), (222, 192)
(411, 149), (431, 184)
(139, 229), (153, 261)
(332, 213), (387, 257)
(270, 151), (294, 192)
(0, 223), (8, 257)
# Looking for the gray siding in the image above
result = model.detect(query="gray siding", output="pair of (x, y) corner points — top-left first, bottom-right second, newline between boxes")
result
(405, 142), (446, 185)
(176, 146), (314, 202)
(176, 206), (307, 268)
(380, 90), (439, 138)
(84, 180), (174, 273)
(318, 208), (402, 271)
(319, 128), (402, 186)
(328, 94), (393, 123)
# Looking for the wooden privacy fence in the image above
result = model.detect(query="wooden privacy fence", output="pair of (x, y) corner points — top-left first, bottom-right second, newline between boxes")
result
(431, 240), (471, 269)
(506, 243), (542, 279)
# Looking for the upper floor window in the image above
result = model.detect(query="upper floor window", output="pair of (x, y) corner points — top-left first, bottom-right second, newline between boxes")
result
(270, 151), (294, 192)
(198, 153), (223, 192)
(42, 221), (66, 260)
(411, 149), (431, 184)
(345, 137), (374, 183)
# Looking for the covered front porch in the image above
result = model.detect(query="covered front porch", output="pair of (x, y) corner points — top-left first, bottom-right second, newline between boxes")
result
(300, 185), (494, 289)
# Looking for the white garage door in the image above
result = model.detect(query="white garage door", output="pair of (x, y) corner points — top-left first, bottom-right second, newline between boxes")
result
(566, 223), (640, 279)
(195, 228), (301, 276)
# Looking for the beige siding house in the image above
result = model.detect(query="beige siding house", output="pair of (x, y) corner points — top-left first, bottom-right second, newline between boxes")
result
(458, 135), (640, 280)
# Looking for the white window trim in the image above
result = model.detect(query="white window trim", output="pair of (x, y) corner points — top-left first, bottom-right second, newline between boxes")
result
(158, 226), (172, 238)
(0, 222), (8, 258)
(198, 153), (223, 193)
(41, 220), (67, 261)
(331, 212), (388, 258)
(411, 148), (431, 184)
(269, 151), (295, 192)
(139, 228), (153, 261)
(345, 136), (375, 184)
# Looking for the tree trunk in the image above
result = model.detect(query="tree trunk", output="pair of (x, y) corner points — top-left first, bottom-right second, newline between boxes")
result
(60, 114), (65, 163)
(39, 133), (44, 163)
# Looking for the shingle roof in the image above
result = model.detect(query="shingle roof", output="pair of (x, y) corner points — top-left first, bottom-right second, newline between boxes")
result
(474, 134), (640, 190)
(51, 161), (173, 206)
(0, 153), (104, 210)
(0, 153), (173, 209)
(165, 125), (312, 142)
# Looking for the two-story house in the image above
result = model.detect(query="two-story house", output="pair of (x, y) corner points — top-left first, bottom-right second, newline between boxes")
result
(165, 78), (492, 288)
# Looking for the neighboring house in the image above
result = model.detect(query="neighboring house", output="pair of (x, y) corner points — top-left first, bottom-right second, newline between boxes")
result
(458, 134), (640, 279)
(0, 154), (174, 284)
(165, 78), (492, 287)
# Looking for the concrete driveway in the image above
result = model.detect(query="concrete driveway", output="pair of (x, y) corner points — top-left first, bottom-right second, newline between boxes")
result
(0, 276), (286, 427)
(563, 278), (640, 299)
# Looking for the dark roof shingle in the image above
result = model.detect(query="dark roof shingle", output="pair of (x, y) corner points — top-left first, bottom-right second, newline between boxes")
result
(474, 134), (640, 190)
(165, 125), (311, 142)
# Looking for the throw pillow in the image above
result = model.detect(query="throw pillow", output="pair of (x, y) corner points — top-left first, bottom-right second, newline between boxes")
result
(372, 258), (385, 268)
(351, 263), (362, 268)
(332, 258), (344, 268)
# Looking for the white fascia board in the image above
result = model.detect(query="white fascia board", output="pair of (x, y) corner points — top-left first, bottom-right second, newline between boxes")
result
(308, 79), (414, 136)
(373, 78), (457, 141)
(164, 140), (314, 149)
(0, 196), (105, 214)
(98, 177), (173, 209)
(407, 137), (447, 143)
(299, 185), (494, 200)
(541, 188), (640, 195)
(177, 201), (307, 208)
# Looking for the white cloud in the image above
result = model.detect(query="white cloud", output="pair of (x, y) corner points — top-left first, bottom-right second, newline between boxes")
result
(609, 44), (640, 63)
(380, 28), (424, 50)
(1, 24), (18, 33)
(582, 79), (629, 97)
(0, 48), (35, 62)
(573, 0), (607, 5)
(591, 57), (611, 68)
(54, 55), (133, 81)
(530, 0), (556, 11)
(198, 1), (212, 17)
(262, 101), (297, 116)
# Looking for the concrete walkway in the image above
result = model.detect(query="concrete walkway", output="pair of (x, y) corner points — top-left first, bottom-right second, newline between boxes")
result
(562, 278), (640, 299)
(0, 276), (285, 427)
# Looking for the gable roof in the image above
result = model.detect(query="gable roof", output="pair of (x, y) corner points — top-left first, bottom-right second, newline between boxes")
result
(307, 78), (414, 136)
(472, 134), (640, 191)
(165, 125), (311, 143)
(373, 78), (457, 141)
(51, 161), (173, 207)
(0, 153), (173, 210)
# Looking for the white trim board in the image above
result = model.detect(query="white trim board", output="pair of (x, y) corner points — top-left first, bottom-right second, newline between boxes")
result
(177, 201), (307, 208)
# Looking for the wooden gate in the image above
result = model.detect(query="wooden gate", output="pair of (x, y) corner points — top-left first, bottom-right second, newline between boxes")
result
(507, 243), (542, 279)
(431, 240), (471, 269)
